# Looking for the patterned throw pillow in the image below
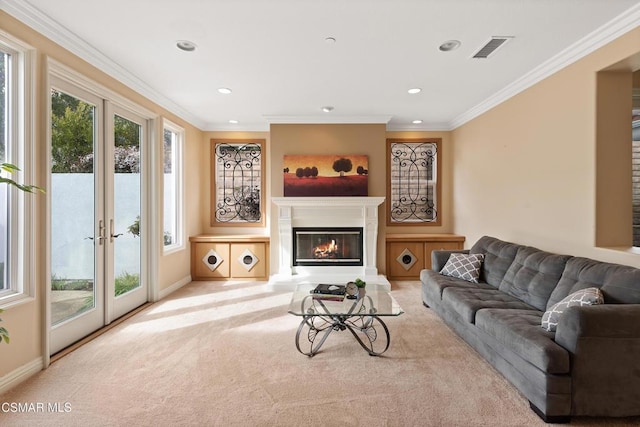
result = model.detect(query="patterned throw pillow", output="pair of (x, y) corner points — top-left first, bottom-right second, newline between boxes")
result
(541, 287), (604, 332)
(439, 253), (484, 283)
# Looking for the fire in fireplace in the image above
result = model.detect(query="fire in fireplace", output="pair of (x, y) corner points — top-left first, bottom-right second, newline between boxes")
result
(292, 227), (363, 266)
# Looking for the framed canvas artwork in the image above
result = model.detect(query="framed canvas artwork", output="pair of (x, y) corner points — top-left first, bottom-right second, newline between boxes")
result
(283, 154), (368, 197)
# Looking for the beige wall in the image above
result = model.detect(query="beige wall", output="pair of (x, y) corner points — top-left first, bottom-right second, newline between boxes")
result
(0, 12), (202, 378)
(268, 125), (453, 274)
(451, 26), (640, 267)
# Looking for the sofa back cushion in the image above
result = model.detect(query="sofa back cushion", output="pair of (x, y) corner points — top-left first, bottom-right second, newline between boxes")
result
(547, 257), (640, 308)
(499, 246), (571, 311)
(470, 236), (520, 288)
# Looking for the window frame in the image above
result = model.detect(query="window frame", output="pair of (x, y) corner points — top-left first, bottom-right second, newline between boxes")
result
(386, 138), (442, 226)
(0, 31), (36, 308)
(162, 119), (185, 254)
(210, 138), (265, 227)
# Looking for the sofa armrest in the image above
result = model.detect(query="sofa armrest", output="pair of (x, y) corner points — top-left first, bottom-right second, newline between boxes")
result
(554, 304), (640, 416)
(555, 304), (640, 349)
(431, 249), (470, 272)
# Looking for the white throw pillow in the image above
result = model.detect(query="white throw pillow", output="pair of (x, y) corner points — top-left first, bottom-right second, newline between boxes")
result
(439, 253), (484, 283)
(541, 287), (604, 332)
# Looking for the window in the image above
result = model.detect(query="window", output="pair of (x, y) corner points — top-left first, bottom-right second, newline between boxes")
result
(163, 120), (184, 253)
(0, 33), (35, 306)
(211, 139), (264, 226)
(387, 138), (441, 225)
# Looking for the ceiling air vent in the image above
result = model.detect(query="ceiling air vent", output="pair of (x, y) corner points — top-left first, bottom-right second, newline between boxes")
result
(472, 36), (513, 59)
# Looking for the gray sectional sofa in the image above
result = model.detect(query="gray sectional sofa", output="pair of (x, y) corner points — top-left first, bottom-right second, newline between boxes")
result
(420, 236), (640, 423)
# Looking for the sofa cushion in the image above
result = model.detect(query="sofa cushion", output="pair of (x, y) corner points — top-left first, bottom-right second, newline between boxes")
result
(440, 253), (484, 283)
(475, 308), (570, 374)
(469, 236), (521, 288)
(441, 286), (537, 324)
(541, 287), (604, 332)
(499, 246), (571, 311)
(548, 257), (640, 308)
(421, 269), (494, 303)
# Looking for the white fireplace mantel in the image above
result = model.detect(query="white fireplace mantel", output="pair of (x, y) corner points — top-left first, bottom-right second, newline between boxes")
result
(269, 197), (390, 290)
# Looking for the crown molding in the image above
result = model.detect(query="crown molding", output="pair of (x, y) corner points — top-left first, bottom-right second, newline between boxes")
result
(449, 3), (640, 130)
(263, 115), (393, 124)
(204, 122), (270, 132)
(1, 0), (207, 130)
(386, 122), (452, 132)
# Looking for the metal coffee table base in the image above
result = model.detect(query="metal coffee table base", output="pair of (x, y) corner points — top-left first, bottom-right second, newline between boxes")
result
(294, 301), (391, 356)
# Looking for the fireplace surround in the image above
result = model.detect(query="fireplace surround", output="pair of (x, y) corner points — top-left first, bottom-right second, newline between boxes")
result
(269, 197), (389, 290)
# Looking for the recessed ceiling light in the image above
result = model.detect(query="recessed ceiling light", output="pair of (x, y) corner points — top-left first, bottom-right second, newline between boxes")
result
(176, 40), (197, 52)
(325, 36), (336, 43)
(408, 88), (421, 94)
(412, 120), (423, 124)
(218, 88), (232, 94)
(321, 106), (334, 112)
(439, 40), (461, 52)
(229, 119), (238, 124)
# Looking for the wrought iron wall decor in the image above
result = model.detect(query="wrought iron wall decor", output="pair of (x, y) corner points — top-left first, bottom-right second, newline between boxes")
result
(211, 139), (264, 226)
(387, 138), (441, 225)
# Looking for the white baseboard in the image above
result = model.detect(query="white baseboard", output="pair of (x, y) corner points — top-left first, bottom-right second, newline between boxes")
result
(0, 357), (43, 394)
(158, 275), (191, 300)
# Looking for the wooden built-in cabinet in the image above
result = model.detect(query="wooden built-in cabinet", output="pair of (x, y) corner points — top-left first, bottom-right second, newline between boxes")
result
(386, 234), (465, 280)
(190, 235), (269, 280)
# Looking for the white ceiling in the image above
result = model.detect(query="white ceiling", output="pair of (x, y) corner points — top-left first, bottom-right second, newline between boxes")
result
(4, 0), (640, 131)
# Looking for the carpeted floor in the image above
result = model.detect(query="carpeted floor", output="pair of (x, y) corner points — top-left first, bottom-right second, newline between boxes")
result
(1, 281), (638, 426)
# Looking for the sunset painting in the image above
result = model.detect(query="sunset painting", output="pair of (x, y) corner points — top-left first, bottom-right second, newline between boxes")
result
(283, 154), (368, 196)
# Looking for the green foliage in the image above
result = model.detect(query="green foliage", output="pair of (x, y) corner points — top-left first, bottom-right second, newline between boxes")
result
(128, 216), (140, 237)
(81, 272), (140, 310)
(164, 232), (173, 246)
(51, 275), (93, 291)
(51, 95), (94, 173)
(50, 91), (141, 173)
(0, 309), (9, 344)
(354, 278), (366, 288)
(115, 272), (140, 296)
(0, 163), (45, 193)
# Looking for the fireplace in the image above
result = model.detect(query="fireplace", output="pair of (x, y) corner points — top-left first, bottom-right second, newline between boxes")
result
(293, 227), (363, 266)
(269, 197), (390, 290)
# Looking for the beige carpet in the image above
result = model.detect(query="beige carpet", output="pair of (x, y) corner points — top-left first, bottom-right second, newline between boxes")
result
(1, 281), (639, 426)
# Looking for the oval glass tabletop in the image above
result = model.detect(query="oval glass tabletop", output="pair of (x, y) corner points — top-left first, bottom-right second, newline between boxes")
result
(288, 284), (404, 317)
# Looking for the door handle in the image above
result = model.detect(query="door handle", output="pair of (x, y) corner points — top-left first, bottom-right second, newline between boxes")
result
(94, 220), (105, 245)
(110, 219), (122, 242)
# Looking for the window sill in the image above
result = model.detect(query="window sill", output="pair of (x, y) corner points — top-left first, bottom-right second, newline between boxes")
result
(163, 243), (186, 256)
(0, 293), (36, 310)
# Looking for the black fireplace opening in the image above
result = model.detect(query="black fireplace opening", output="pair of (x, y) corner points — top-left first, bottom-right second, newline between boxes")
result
(292, 227), (363, 266)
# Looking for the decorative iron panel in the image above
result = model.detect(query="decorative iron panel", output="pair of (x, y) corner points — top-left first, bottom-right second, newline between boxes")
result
(213, 141), (262, 223)
(389, 140), (438, 223)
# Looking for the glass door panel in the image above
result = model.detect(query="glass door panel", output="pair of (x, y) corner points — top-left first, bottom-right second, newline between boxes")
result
(112, 114), (141, 297)
(49, 83), (105, 355)
(50, 90), (98, 325)
(109, 108), (147, 321)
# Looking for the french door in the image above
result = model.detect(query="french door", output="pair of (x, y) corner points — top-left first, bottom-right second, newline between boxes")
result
(49, 77), (149, 355)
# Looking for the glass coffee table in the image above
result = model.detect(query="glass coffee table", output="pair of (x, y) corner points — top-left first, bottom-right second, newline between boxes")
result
(288, 284), (404, 357)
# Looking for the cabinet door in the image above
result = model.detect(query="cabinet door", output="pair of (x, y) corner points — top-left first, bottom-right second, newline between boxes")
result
(387, 242), (424, 279)
(230, 243), (267, 278)
(424, 241), (463, 270)
(193, 242), (230, 279)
